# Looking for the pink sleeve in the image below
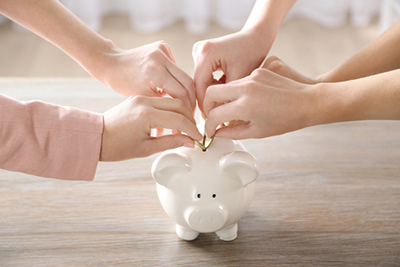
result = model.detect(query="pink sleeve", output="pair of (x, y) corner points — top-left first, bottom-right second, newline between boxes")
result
(0, 93), (103, 181)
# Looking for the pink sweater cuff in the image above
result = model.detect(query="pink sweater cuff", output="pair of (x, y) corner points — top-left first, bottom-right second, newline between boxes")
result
(0, 93), (103, 181)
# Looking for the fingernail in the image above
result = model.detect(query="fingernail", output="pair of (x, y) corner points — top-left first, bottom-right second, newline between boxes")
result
(183, 142), (195, 148)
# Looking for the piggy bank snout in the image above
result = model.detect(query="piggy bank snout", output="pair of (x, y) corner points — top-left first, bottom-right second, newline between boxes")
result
(186, 207), (228, 233)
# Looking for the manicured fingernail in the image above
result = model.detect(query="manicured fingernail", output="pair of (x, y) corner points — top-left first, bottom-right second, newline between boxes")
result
(183, 142), (195, 148)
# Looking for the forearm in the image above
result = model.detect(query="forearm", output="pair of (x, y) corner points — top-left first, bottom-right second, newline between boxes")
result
(0, 93), (103, 180)
(314, 69), (400, 126)
(241, 0), (296, 42)
(319, 20), (400, 82)
(243, 0), (296, 32)
(0, 0), (116, 80)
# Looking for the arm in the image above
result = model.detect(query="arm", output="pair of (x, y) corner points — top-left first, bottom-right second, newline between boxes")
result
(0, 94), (202, 180)
(314, 70), (400, 124)
(263, 20), (400, 84)
(0, 93), (103, 180)
(193, 0), (296, 112)
(242, 0), (297, 33)
(203, 68), (400, 139)
(0, 0), (195, 111)
(319, 20), (400, 82)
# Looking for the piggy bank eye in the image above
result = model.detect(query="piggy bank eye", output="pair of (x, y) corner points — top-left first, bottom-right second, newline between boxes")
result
(197, 193), (201, 199)
(212, 194), (216, 198)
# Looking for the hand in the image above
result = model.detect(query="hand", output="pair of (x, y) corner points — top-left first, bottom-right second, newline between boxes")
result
(262, 56), (321, 84)
(203, 68), (318, 139)
(192, 31), (271, 113)
(0, 2), (195, 111)
(96, 41), (196, 112)
(100, 96), (203, 161)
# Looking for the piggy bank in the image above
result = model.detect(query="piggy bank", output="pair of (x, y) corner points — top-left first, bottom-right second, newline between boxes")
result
(151, 137), (259, 241)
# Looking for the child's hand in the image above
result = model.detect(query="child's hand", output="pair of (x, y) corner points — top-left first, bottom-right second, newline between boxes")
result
(262, 56), (321, 84)
(203, 68), (317, 139)
(100, 96), (203, 161)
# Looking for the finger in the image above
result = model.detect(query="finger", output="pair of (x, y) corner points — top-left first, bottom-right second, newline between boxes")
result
(156, 40), (178, 64)
(171, 129), (181, 135)
(164, 64), (196, 112)
(261, 56), (283, 69)
(205, 101), (245, 138)
(201, 111), (207, 120)
(214, 122), (253, 140)
(203, 84), (241, 116)
(224, 65), (249, 84)
(153, 63), (195, 112)
(154, 127), (164, 137)
(155, 128), (181, 137)
(193, 52), (218, 113)
(250, 68), (296, 89)
(192, 41), (203, 63)
(148, 96), (197, 125)
(151, 109), (202, 141)
(268, 61), (317, 85)
(218, 74), (227, 84)
(154, 44), (196, 111)
(152, 122), (181, 138)
(262, 57), (294, 80)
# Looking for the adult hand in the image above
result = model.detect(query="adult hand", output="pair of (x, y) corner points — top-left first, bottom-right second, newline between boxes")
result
(100, 96), (203, 161)
(203, 68), (318, 139)
(0, 2), (195, 111)
(192, 31), (271, 113)
(95, 41), (196, 113)
(192, 0), (297, 114)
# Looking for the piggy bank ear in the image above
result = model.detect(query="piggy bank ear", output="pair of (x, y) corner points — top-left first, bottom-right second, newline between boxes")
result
(220, 151), (259, 186)
(151, 152), (192, 187)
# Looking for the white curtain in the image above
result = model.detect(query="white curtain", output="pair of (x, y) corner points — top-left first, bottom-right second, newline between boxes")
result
(60, 0), (383, 34)
(60, 0), (256, 34)
(289, 0), (381, 28)
(380, 0), (400, 32)
(2, 0), (397, 34)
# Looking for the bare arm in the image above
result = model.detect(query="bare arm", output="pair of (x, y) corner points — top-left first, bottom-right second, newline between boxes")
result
(316, 69), (400, 123)
(263, 20), (400, 84)
(0, 0), (112, 78)
(242, 0), (297, 35)
(0, 0), (196, 111)
(319, 20), (400, 82)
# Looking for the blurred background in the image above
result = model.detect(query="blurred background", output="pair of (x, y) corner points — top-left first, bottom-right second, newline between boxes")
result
(1, 0), (400, 79)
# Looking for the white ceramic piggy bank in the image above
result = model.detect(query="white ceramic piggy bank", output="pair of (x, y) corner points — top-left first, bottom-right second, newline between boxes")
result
(151, 137), (259, 241)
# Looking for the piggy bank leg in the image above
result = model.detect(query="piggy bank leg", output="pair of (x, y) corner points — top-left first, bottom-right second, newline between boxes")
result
(176, 224), (199, 241)
(216, 223), (238, 241)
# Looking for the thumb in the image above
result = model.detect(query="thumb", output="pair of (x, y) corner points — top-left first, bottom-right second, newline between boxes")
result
(214, 123), (251, 140)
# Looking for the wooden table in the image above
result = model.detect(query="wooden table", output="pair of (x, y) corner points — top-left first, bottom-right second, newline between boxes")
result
(1, 78), (399, 266)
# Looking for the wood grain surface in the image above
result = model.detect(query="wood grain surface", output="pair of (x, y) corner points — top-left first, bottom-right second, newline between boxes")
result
(1, 78), (399, 266)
